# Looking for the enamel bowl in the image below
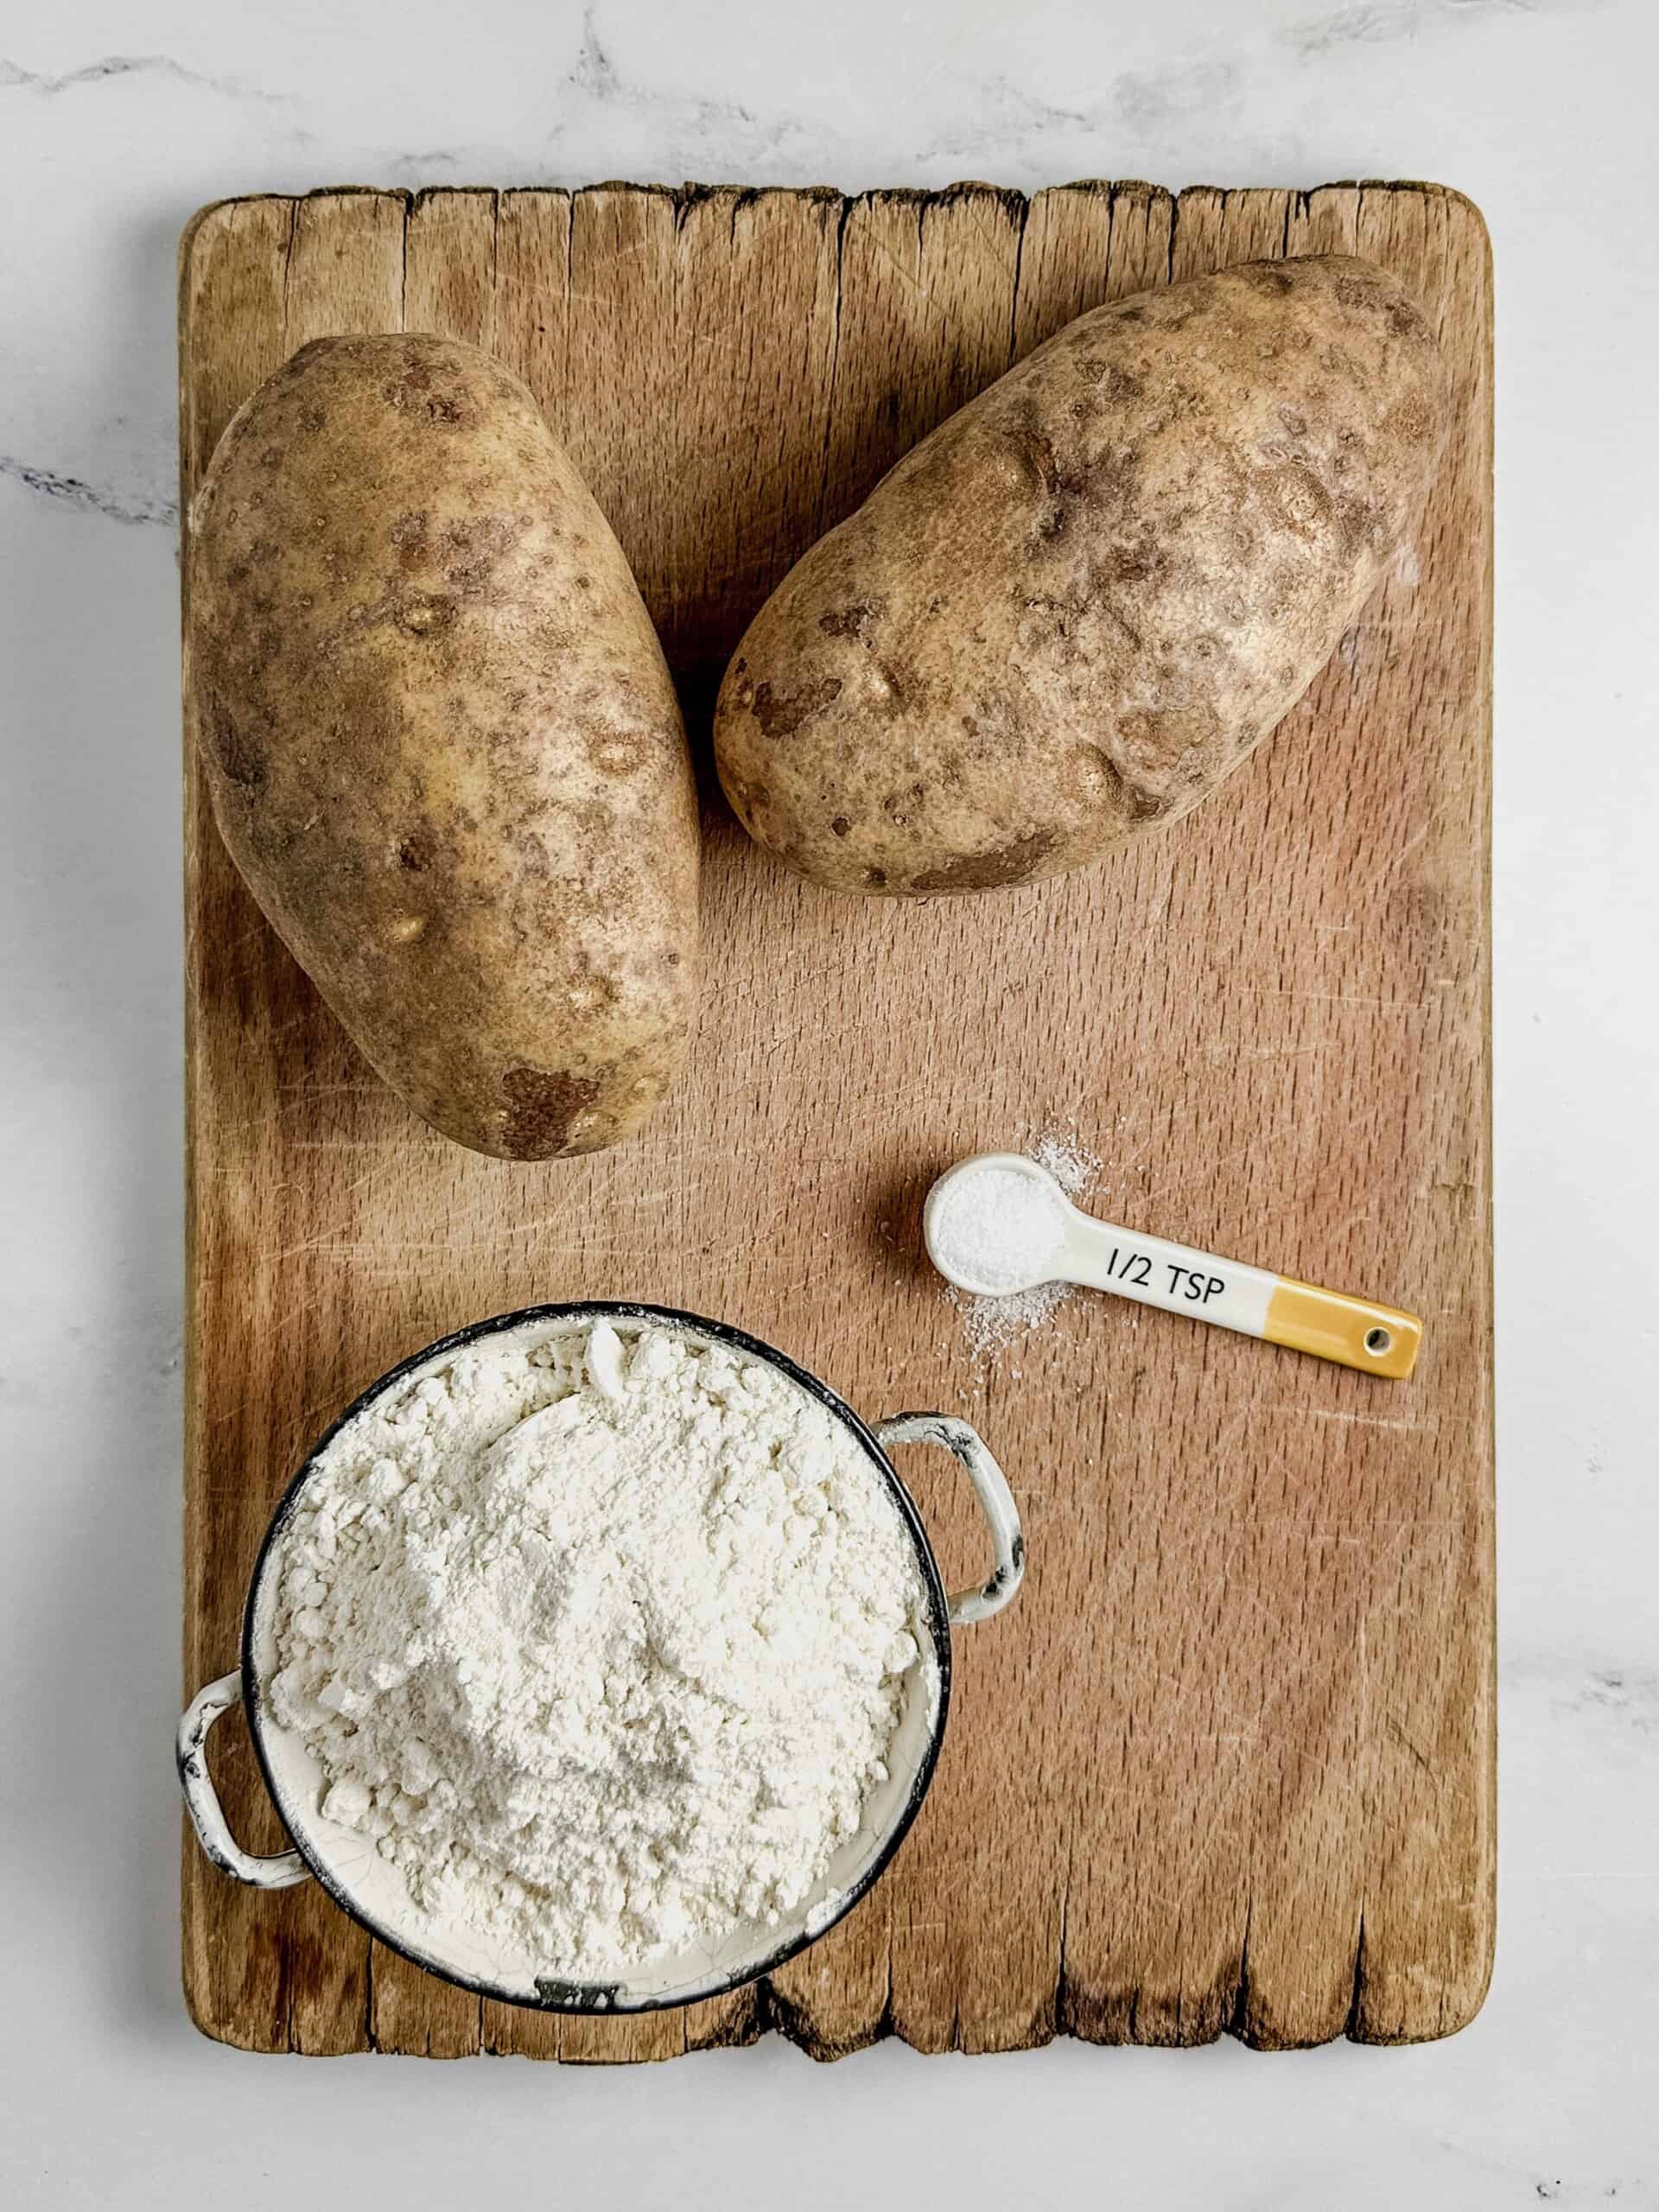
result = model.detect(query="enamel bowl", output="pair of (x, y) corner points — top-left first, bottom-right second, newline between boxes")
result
(178, 1301), (1024, 2013)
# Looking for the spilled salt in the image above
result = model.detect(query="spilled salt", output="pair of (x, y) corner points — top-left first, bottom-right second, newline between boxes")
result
(953, 1277), (1073, 1358)
(1030, 1131), (1100, 1197)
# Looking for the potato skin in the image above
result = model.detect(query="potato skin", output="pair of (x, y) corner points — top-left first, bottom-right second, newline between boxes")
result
(715, 255), (1447, 895)
(189, 334), (698, 1158)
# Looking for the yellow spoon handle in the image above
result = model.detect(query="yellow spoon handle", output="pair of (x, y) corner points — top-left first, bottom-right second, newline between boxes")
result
(1263, 1279), (1423, 1380)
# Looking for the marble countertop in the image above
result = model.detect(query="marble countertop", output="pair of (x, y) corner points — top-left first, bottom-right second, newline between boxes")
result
(3, 1), (1656, 2205)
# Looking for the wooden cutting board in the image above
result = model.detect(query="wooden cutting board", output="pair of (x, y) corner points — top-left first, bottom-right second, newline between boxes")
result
(179, 180), (1493, 2058)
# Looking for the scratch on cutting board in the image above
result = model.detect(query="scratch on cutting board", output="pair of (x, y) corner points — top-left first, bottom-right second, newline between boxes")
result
(1143, 1137), (1257, 1201)
(292, 1137), (423, 1154)
(1385, 1712), (1436, 1777)
(277, 1080), (387, 1097)
(1258, 1517), (1456, 1535)
(1270, 1406), (1426, 1434)
(1138, 857), (1176, 937)
(1367, 814), (1433, 896)
(272, 1164), (402, 1253)
(1241, 987), (1427, 1011)
(1321, 1200), (1377, 1240)
(858, 229), (980, 348)
(1205, 1039), (1330, 1063)
(273, 1282), (342, 1331)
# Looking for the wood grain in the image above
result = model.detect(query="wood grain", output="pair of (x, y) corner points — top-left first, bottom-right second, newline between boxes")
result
(179, 181), (1493, 2059)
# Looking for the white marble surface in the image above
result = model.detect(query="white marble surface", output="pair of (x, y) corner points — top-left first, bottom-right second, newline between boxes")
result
(3, 0), (1656, 2203)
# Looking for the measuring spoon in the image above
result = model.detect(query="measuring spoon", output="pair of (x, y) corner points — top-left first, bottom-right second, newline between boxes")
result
(924, 1152), (1421, 1379)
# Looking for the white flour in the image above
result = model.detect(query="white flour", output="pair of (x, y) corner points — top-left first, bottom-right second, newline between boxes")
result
(266, 1319), (929, 1977)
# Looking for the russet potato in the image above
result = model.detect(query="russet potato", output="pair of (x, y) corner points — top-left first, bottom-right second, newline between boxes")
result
(190, 334), (699, 1158)
(715, 256), (1447, 895)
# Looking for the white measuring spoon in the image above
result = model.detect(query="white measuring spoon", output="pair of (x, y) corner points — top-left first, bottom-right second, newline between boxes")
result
(923, 1152), (1421, 1379)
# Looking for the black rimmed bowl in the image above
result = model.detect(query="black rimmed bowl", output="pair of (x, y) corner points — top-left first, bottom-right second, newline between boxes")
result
(177, 1300), (1024, 2014)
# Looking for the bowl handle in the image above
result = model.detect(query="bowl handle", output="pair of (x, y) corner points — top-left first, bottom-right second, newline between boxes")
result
(177, 1671), (310, 1889)
(876, 1414), (1025, 1625)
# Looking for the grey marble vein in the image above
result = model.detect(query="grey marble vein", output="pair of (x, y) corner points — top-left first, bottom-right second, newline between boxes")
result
(0, 452), (176, 528)
(1503, 1651), (1659, 1737)
(1286, 0), (1605, 56)
(915, 81), (1100, 164)
(1554, 1666), (1659, 1735)
(556, 3), (814, 171)
(925, 67), (1252, 165)
(569, 4), (756, 133)
(0, 50), (282, 101)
